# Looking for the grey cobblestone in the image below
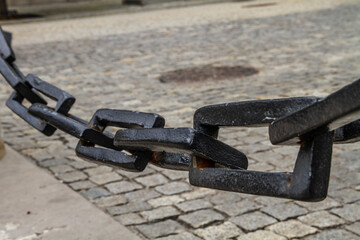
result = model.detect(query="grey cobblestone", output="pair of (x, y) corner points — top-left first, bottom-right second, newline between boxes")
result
(81, 187), (111, 200)
(179, 209), (224, 228)
(157, 232), (201, 240)
(89, 172), (123, 185)
(136, 220), (184, 239)
(302, 229), (358, 240)
(115, 213), (147, 226)
(58, 171), (87, 183)
(94, 194), (128, 208)
(194, 222), (243, 240)
(68, 159), (97, 169)
(176, 199), (212, 212)
(84, 166), (112, 176)
(345, 222), (360, 236)
(330, 203), (360, 222)
(107, 201), (151, 215)
(298, 211), (345, 228)
(118, 167), (155, 179)
(237, 230), (286, 240)
(209, 192), (243, 205)
(135, 173), (168, 187)
(161, 170), (188, 180)
(49, 164), (74, 174)
(148, 195), (185, 208)
(230, 211), (277, 231)
(215, 199), (262, 216)
(39, 158), (69, 168)
(181, 188), (216, 200)
(155, 182), (192, 195)
(267, 220), (317, 239)
(261, 202), (308, 221)
(125, 189), (161, 202)
(296, 197), (341, 211)
(329, 188), (360, 203)
(69, 180), (96, 191)
(140, 206), (180, 221)
(105, 181), (142, 194)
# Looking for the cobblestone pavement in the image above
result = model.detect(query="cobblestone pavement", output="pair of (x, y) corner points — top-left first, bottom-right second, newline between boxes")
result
(1, 0), (360, 239)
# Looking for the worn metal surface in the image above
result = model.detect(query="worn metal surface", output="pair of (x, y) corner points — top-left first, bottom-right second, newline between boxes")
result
(190, 97), (334, 201)
(193, 97), (320, 138)
(0, 28), (14, 63)
(190, 131), (333, 201)
(5, 73), (75, 136)
(77, 109), (165, 172)
(1, 27), (359, 201)
(269, 79), (360, 145)
(114, 128), (248, 169)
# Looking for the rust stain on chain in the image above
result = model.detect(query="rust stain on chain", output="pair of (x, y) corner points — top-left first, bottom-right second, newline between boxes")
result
(194, 157), (215, 170)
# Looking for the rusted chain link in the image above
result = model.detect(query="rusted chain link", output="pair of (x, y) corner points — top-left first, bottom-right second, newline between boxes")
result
(1, 27), (359, 201)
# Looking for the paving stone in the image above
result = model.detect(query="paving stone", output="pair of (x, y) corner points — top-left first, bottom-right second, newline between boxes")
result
(49, 164), (74, 174)
(302, 229), (358, 240)
(39, 158), (68, 168)
(94, 194), (128, 208)
(68, 159), (97, 169)
(23, 148), (51, 161)
(331, 203), (360, 222)
(118, 167), (155, 179)
(57, 171), (87, 183)
(84, 166), (112, 176)
(296, 197), (341, 211)
(161, 170), (188, 180)
(261, 202), (308, 220)
(157, 232), (201, 240)
(135, 173), (168, 187)
(237, 230), (286, 240)
(209, 192), (243, 205)
(345, 222), (360, 236)
(267, 220), (317, 238)
(181, 188), (217, 200)
(179, 209), (224, 228)
(328, 177), (351, 191)
(115, 213), (147, 226)
(298, 211), (345, 228)
(155, 182), (192, 195)
(69, 180), (96, 191)
(230, 211), (277, 231)
(215, 199), (262, 216)
(176, 199), (212, 212)
(194, 222), (243, 240)
(125, 189), (161, 202)
(81, 187), (111, 200)
(140, 206), (180, 221)
(136, 220), (184, 239)
(254, 196), (290, 206)
(105, 181), (142, 194)
(329, 188), (360, 203)
(148, 195), (185, 208)
(89, 172), (122, 185)
(107, 201), (152, 215)
(248, 162), (274, 172)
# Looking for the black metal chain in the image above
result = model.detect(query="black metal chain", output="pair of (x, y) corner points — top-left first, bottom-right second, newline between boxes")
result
(1, 27), (359, 202)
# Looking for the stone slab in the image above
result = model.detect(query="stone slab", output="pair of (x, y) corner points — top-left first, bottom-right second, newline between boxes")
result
(0, 145), (141, 240)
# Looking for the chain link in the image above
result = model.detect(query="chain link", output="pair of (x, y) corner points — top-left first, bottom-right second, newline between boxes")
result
(1, 27), (359, 201)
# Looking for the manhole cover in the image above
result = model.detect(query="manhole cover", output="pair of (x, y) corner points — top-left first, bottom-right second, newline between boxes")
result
(159, 65), (259, 83)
